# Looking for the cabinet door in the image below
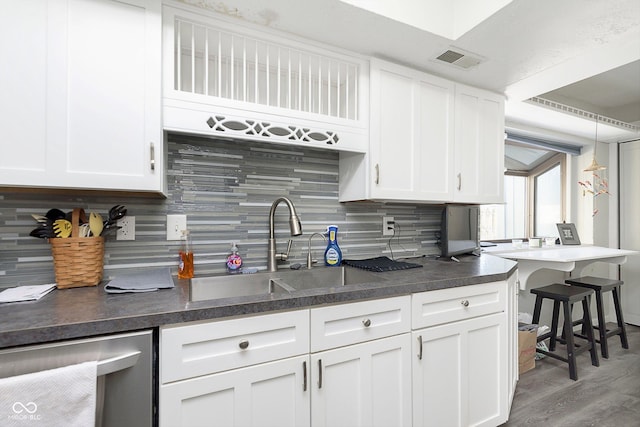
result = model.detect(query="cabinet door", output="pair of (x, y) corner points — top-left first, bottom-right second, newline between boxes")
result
(506, 272), (519, 404)
(415, 75), (455, 201)
(61, 0), (162, 191)
(310, 295), (411, 352)
(311, 334), (412, 427)
(0, 0), (162, 192)
(161, 310), (309, 383)
(369, 59), (454, 201)
(453, 85), (505, 204)
(413, 313), (507, 427)
(369, 59), (416, 198)
(160, 355), (310, 427)
(0, 1), (50, 184)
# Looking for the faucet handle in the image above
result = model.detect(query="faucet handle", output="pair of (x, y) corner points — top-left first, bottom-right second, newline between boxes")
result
(277, 239), (294, 262)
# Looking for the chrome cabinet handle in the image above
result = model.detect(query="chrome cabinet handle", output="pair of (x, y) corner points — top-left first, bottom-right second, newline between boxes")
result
(150, 143), (155, 171)
(96, 351), (141, 376)
(239, 339), (249, 350)
(457, 173), (461, 190)
(461, 300), (470, 307)
(417, 335), (423, 360)
(303, 361), (307, 392)
(318, 359), (323, 389)
(375, 164), (380, 184)
(362, 318), (371, 327)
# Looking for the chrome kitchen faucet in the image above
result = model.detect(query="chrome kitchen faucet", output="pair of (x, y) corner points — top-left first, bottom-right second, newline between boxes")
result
(267, 197), (302, 272)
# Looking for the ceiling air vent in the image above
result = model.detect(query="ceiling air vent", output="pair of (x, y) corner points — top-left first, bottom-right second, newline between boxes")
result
(434, 48), (484, 70)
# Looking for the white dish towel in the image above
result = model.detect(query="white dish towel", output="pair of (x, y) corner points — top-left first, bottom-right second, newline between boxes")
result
(0, 361), (97, 427)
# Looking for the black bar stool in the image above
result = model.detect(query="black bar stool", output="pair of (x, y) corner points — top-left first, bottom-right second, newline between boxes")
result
(565, 276), (629, 359)
(531, 284), (599, 380)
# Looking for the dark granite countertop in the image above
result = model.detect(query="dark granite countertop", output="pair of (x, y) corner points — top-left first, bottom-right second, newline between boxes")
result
(0, 254), (517, 349)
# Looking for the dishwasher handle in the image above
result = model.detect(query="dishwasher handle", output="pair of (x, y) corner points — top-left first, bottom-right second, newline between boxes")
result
(96, 351), (141, 376)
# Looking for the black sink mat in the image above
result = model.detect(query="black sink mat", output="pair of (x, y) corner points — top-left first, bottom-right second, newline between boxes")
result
(343, 256), (423, 272)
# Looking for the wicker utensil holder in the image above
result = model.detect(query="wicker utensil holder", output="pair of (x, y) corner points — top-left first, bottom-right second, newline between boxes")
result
(50, 208), (104, 289)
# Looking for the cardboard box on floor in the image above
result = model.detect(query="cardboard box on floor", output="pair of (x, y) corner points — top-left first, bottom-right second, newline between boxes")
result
(518, 324), (538, 374)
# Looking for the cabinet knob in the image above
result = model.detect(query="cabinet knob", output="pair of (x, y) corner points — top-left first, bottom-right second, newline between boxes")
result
(461, 300), (470, 307)
(362, 318), (372, 327)
(238, 339), (250, 350)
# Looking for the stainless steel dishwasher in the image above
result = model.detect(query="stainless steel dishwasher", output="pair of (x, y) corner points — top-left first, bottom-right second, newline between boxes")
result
(0, 330), (154, 427)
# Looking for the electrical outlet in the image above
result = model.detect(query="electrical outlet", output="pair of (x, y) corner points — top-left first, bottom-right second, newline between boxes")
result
(116, 216), (136, 241)
(382, 216), (395, 236)
(166, 214), (187, 240)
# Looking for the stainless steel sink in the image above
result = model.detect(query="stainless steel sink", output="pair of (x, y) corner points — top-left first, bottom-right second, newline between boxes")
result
(277, 266), (383, 291)
(189, 273), (293, 302)
(189, 267), (383, 302)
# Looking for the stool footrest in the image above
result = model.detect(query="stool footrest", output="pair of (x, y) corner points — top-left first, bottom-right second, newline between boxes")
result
(536, 348), (569, 364)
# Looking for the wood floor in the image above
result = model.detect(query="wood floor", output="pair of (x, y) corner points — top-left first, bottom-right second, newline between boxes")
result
(502, 324), (640, 427)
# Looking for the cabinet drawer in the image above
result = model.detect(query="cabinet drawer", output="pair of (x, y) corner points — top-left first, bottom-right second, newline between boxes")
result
(161, 310), (309, 383)
(310, 296), (411, 352)
(412, 281), (506, 329)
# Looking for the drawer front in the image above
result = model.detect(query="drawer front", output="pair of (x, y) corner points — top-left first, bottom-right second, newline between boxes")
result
(310, 295), (411, 352)
(161, 310), (309, 383)
(412, 281), (506, 329)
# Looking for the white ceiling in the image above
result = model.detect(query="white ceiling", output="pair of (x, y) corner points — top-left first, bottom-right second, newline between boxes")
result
(177, 0), (640, 145)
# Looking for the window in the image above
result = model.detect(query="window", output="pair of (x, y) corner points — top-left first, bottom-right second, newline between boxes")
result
(534, 163), (562, 236)
(480, 142), (566, 241)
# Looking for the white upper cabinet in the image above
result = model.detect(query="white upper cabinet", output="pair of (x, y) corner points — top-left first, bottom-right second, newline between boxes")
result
(367, 59), (455, 201)
(162, 3), (368, 153)
(0, 0), (162, 193)
(453, 84), (505, 204)
(339, 58), (504, 204)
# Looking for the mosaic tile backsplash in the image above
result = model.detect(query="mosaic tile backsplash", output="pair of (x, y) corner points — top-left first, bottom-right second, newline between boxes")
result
(0, 134), (444, 289)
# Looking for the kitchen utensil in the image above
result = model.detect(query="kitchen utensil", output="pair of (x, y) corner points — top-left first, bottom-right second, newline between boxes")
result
(104, 205), (127, 228)
(53, 219), (72, 238)
(31, 214), (48, 224)
(89, 212), (104, 237)
(78, 223), (91, 238)
(29, 225), (56, 239)
(100, 224), (122, 237)
(45, 208), (66, 221)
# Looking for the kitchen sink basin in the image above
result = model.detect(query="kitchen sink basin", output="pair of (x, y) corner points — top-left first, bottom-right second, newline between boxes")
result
(189, 267), (384, 302)
(189, 273), (293, 302)
(273, 266), (384, 291)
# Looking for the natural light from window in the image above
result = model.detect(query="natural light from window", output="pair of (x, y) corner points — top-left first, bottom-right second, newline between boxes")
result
(480, 175), (526, 240)
(534, 164), (562, 237)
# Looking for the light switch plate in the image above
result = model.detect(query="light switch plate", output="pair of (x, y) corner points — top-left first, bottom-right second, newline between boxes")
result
(167, 214), (187, 240)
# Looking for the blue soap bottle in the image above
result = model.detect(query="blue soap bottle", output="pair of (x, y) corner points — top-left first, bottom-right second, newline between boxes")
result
(324, 225), (343, 267)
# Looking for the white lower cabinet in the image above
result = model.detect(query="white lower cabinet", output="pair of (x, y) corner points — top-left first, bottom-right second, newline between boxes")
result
(311, 333), (412, 427)
(159, 310), (310, 427)
(413, 313), (507, 427)
(309, 296), (413, 427)
(412, 280), (510, 427)
(160, 355), (310, 427)
(160, 280), (516, 427)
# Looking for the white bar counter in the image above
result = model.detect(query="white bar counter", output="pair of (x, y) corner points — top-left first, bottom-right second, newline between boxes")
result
(484, 244), (637, 290)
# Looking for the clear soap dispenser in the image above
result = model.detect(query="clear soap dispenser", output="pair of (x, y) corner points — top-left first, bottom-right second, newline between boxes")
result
(178, 230), (194, 279)
(226, 242), (243, 274)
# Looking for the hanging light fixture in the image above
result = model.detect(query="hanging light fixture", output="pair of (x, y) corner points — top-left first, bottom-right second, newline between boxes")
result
(578, 115), (609, 216)
(583, 115), (606, 172)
